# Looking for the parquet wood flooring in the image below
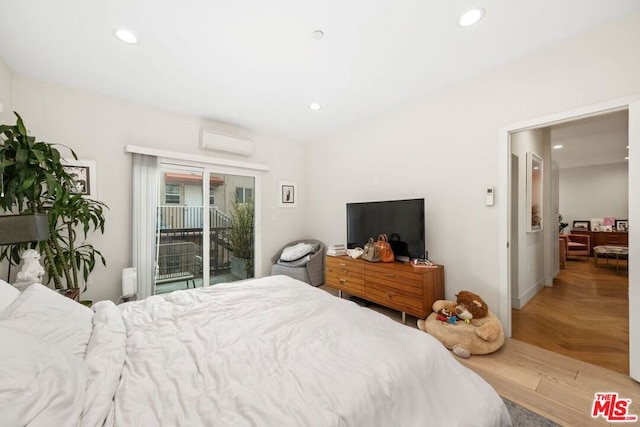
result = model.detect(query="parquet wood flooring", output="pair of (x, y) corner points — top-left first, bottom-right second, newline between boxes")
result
(512, 257), (629, 375)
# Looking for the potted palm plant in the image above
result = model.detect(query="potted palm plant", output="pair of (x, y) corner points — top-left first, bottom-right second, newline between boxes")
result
(228, 197), (254, 279)
(0, 112), (107, 291)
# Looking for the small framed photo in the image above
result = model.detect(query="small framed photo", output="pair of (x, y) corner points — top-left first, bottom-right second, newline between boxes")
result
(278, 181), (297, 208)
(615, 220), (628, 232)
(572, 220), (590, 231)
(63, 159), (97, 199)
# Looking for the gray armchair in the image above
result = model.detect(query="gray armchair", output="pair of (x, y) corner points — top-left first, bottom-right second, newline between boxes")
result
(270, 239), (325, 286)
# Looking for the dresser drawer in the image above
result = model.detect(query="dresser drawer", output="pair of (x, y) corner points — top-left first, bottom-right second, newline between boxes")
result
(594, 232), (628, 246)
(325, 257), (365, 295)
(364, 263), (423, 296)
(365, 282), (424, 316)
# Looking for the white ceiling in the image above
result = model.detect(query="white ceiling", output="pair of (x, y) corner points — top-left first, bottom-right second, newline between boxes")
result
(550, 111), (629, 169)
(1, 1), (640, 142)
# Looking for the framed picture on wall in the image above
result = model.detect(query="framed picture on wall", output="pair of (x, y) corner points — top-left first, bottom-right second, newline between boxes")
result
(526, 152), (543, 232)
(278, 181), (297, 208)
(62, 159), (97, 199)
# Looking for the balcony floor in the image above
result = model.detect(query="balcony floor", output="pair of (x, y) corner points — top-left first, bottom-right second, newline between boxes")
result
(155, 272), (241, 295)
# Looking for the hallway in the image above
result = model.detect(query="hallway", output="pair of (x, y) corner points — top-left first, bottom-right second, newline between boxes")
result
(512, 257), (629, 374)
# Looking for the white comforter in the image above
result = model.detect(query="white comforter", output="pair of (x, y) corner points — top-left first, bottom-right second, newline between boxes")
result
(84, 275), (510, 426)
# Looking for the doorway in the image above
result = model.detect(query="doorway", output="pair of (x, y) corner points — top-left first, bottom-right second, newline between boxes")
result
(499, 96), (640, 381)
(154, 162), (257, 294)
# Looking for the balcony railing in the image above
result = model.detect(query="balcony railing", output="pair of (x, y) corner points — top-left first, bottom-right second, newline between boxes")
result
(157, 205), (233, 274)
(158, 205), (231, 230)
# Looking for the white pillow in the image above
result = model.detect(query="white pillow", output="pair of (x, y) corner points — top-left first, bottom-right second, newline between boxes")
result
(0, 279), (20, 312)
(0, 283), (94, 359)
(0, 326), (87, 427)
(280, 242), (316, 261)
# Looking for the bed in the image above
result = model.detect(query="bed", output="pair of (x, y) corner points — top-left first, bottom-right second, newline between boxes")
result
(0, 275), (511, 426)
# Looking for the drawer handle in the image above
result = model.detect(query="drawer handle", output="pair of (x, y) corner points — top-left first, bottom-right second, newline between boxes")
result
(385, 273), (395, 277)
(386, 291), (396, 298)
(339, 263), (347, 266)
(339, 278), (347, 283)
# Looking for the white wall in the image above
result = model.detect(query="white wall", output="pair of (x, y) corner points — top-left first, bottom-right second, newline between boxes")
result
(511, 129), (548, 308)
(0, 57), (12, 124)
(306, 12), (640, 314)
(560, 162), (629, 229)
(10, 77), (310, 302)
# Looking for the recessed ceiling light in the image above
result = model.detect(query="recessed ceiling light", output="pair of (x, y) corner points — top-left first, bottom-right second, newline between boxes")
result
(309, 102), (321, 111)
(114, 29), (138, 44)
(553, 144), (564, 149)
(312, 30), (324, 40)
(458, 8), (485, 27)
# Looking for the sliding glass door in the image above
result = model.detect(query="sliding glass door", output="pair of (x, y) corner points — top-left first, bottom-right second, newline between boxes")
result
(154, 163), (256, 294)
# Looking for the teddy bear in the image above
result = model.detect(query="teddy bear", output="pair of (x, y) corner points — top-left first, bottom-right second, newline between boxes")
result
(453, 290), (488, 322)
(417, 290), (504, 358)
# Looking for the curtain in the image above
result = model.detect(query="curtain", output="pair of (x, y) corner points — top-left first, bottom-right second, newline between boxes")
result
(132, 153), (159, 299)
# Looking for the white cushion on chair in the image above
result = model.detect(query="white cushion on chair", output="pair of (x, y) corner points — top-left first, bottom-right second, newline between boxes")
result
(280, 243), (316, 262)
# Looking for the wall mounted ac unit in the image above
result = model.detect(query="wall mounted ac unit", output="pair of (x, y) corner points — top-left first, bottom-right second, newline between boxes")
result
(200, 129), (254, 157)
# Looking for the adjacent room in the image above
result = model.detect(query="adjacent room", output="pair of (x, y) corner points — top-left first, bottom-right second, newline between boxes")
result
(0, 1), (639, 426)
(511, 111), (631, 374)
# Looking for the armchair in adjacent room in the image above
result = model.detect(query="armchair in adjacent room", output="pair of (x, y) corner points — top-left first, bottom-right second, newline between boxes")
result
(270, 239), (326, 286)
(559, 233), (590, 262)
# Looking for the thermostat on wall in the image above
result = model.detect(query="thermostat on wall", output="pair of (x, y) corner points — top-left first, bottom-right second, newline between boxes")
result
(486, 187), (494, 206)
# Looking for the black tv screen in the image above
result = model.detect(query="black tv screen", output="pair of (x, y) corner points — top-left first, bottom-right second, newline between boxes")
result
(346, 198), (425, 259)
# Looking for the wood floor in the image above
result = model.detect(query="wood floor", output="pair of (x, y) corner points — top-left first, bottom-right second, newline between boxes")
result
(319, 263), (639, 426)
(460, 339), (640, 426)
(512, 256), (629, 375)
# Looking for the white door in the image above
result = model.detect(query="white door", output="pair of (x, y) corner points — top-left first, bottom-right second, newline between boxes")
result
(629, 100), (639, 381)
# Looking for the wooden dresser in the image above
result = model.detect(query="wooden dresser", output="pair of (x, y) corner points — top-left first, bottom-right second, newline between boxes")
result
(570, 229), (628, 255)
(325, 255), (444, 322)
(592, 231), (628, 247)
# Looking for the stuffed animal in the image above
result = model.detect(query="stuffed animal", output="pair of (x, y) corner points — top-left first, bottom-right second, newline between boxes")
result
(435, 301), (458, 323)
(417, 290), (504, 358)
(454, 290), (488, 321)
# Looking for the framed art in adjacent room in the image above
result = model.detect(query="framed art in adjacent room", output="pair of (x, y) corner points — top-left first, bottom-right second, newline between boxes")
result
(278, 181), (297, 208)
(572, 220), (590, 230)
(616, 219), (628, 232)
(526, 151), (543, 232)
(63, 159), (97, 199)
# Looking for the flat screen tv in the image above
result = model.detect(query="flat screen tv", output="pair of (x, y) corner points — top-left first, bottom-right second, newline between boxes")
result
(346, 198), (425, 259)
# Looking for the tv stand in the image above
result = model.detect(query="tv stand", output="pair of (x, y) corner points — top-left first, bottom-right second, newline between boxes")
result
(325, 255), (444, 324)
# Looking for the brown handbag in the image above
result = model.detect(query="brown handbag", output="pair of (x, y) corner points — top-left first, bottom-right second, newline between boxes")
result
(375, 234), (395, 262)
(361, 237), (380, 262)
